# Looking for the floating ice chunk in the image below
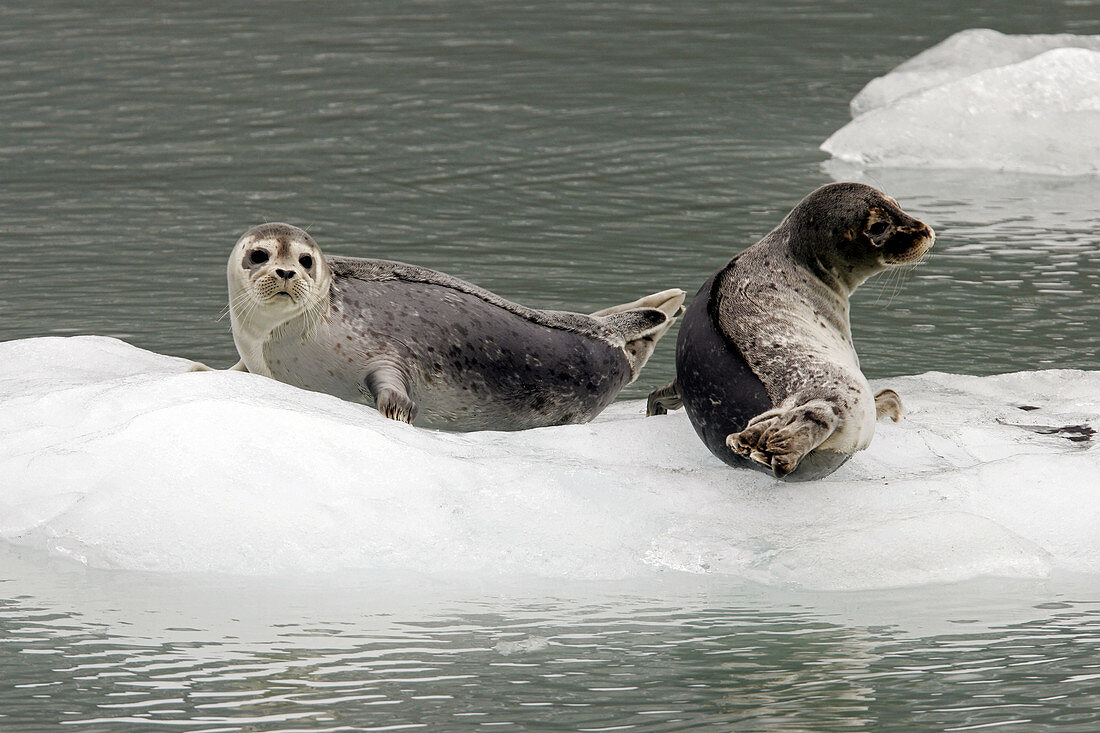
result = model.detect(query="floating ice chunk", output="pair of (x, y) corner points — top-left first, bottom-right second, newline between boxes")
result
(823, 47), (1100, 175)
(850, 29), (1100, 117)
(1, 336), (1098, 591)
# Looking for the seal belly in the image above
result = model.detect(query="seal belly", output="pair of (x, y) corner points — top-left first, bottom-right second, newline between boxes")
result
(332, 279), (633, 431)
(676, 270), (849, 480)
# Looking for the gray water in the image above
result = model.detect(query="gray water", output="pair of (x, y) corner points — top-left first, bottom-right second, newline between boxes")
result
(4, 546), (1100, 732)
(3, 0), (1100, 730)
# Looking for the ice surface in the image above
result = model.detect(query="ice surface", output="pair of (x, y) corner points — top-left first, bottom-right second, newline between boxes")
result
(849, 29), (1100, 117)
(2, 336), (1098, 591)
(823, 31), (1100, 175)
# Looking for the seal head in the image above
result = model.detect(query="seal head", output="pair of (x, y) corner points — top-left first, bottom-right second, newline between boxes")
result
(782, 182), (935, 294)
(228, 223), (332, 364)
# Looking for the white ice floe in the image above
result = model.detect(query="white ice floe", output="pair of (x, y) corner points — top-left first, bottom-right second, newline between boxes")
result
(1, 336), (1098, 591)
(823, 30), (1100, 175)
(849, 29), (1100, 117)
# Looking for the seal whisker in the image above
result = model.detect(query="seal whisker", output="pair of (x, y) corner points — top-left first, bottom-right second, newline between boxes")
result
(219, 290), (255, 322)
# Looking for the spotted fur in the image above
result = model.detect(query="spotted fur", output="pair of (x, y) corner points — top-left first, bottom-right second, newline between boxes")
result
(648, 183), (934, 479)
(226, 223), (685, 431)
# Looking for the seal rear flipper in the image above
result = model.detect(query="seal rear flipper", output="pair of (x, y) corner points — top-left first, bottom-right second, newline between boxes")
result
(364, 360), (419, 425)
(874, 388), (903, 421)
(646, 379), (682, 416)
(590, 288), (686, 318)
(598, 289), (686, 381)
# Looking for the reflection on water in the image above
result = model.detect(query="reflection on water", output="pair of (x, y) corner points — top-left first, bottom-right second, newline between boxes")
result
(2, 548), (1100, 732)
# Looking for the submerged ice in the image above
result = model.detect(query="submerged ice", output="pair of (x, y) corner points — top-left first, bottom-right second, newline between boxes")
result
(822, 30), (1100, 175)
(1, 336), (1098, 591)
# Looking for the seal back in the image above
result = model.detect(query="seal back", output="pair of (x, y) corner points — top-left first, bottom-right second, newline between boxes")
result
(677, 262), (850, 480)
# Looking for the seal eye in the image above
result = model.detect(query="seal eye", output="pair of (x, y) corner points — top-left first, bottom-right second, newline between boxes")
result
(250, 249), (269, 265)
(868, 221), (889, 237)
(299, 254), (313, 269)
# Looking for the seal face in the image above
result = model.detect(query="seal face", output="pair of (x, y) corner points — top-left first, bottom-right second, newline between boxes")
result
(647, 183), (935, 480)
(227, 223), (685, 431)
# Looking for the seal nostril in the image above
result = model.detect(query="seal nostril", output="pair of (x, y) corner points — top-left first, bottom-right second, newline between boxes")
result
(275, 269), (296, 280)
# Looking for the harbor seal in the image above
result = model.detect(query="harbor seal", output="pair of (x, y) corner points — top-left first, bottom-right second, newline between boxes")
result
(223, 223), (685, 431)
(647, 183), (934, 480)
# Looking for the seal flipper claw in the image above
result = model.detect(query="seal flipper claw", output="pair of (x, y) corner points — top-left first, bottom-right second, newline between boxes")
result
(365, 360), (418, 425)
(646, 379), (683, 416)
(377, 389), (418, 424)
(728, 401), (840, 478)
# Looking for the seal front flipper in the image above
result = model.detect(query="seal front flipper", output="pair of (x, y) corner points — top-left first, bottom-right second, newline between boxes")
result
(187, 359), (250, 373)
(727, 400), (842, 478)
(646, 379), (682, 416)
(364, 360), (418, 424)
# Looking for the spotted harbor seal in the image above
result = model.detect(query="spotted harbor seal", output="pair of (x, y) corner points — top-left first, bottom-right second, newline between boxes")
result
(647, 183), (935, 480)
(222, 223), (685, 431)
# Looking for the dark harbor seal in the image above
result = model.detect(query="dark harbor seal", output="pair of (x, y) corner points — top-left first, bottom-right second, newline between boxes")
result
(223, 223), (685, 431)
(647, 183), (935, 480)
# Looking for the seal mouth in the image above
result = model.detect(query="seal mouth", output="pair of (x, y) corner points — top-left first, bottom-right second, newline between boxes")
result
(883, 225), (935, 266)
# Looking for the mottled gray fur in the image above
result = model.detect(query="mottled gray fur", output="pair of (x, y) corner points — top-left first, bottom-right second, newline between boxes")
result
(226, 224), (684, 432)
(653, 182), (934, 478)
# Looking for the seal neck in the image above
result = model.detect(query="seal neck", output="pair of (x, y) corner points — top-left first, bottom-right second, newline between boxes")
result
(776, 223), (873, 297)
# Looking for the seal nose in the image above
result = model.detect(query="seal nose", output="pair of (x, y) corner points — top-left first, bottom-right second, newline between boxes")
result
(275, 269), (296, 280)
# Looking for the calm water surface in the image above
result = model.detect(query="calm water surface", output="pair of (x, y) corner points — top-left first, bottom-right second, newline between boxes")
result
(3, 547), (1100, 732)
(3, 0), (1100, 730)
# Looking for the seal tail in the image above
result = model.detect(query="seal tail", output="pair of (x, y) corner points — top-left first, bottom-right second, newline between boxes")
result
(593, 288), (686, 382)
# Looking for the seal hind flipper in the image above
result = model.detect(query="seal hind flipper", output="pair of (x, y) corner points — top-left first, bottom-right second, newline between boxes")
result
(874, 389), (903, 421)
(364, 360), (418, 424)
(597, 289), (686, 381)
(590, 288), (686, 318)
(646, 379), (682, 416)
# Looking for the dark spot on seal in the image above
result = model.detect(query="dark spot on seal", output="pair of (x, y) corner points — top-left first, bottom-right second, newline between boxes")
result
(1018, 405), (1041, 411)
